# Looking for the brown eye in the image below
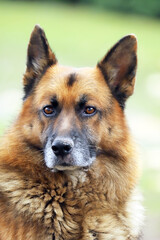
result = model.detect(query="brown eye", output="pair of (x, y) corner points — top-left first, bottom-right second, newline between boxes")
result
(43, 106), (54, 116)
(84, 106), (96, 115)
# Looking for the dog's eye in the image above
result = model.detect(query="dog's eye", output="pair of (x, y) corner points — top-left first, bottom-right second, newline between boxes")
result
(84, 106), (96, 115)
(43, 106), (54, 116)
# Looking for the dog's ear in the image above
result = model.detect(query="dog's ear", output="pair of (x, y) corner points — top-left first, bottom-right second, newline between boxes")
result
(98, 35), (137, 109)
(23, 25), (57, 99)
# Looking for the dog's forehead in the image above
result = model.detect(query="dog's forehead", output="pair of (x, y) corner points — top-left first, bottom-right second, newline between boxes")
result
(46, 64), (102, 82)
(35, 64), (110, 105)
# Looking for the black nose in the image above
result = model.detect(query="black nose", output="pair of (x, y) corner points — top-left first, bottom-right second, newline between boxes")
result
(52, 138), (73, 157)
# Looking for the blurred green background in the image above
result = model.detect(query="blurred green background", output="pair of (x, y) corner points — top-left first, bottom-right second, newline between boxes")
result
(0, 0), (160, 239)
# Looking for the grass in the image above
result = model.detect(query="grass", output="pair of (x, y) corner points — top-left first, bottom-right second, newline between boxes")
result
(0, 1), (160, 217)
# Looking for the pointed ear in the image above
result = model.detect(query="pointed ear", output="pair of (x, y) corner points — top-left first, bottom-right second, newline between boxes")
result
(23, 25), (57, 99)
(98, 35), (137, 109)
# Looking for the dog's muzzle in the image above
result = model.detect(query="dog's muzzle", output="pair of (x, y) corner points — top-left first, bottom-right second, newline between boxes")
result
(44, 133), (96, 171)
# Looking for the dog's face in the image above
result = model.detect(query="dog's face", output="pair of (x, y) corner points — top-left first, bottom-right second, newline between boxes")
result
(33, 65), (112, 171)
(20, 25), (137, 172)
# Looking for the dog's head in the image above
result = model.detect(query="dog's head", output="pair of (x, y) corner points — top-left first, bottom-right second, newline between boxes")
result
(20, 25), (137, 172)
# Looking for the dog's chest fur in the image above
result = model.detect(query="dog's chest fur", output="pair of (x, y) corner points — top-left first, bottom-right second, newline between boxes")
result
(0, 167), (143, 240)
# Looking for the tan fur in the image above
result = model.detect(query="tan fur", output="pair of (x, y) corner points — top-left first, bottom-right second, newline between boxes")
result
(0, 26), (144, 240)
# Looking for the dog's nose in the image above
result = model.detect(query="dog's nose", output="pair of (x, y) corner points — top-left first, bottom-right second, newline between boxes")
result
(52, 138), (73, 157)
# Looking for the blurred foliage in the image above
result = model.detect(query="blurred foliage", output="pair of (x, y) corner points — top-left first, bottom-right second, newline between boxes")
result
(83, 0), (160, 18)
(4, 0), (160, 18)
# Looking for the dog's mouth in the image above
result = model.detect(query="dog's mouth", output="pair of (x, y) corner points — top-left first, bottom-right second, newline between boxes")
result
(54, 164), (80, 171)
(51, 163), (90, 172)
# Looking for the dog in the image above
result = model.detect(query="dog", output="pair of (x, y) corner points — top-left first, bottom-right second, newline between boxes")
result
(0, 25), (144, 240)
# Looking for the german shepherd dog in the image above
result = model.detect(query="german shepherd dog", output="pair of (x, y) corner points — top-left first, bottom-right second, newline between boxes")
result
(0, 25), (144, 240)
